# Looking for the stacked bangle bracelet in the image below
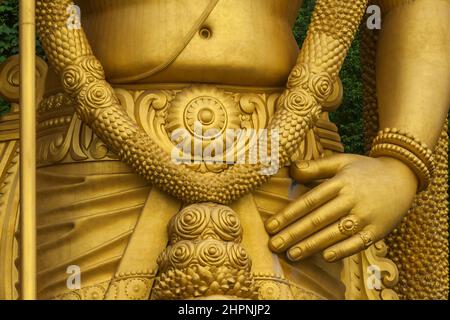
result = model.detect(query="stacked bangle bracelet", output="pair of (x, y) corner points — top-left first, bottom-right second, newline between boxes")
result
(369, 128), (435, 192)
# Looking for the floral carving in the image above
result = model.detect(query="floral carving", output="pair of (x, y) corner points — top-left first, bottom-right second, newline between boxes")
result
(78, 56), (105, 79)
(171, 206), (209, 241)
(227, 243), (250, 269)
(287, 64), (309, 89)
(168, 241), (195, 269)
(84, 82), (115, 110)
(154, 203), (258, 300)
(309, 72), (333, 102)
(197, 240), (227, 267)
(62, 65), (86, 93)
(169, 203), (243, 243)
(211, 206), (242, 241)
(282, 89), (318, 117)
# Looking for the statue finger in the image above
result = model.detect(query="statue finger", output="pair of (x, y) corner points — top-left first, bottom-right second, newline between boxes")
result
(265, 179), (342, 235)
(322, 228), (377, 262)
(290, 154), (358, 184)
(285, 226), (343, 262)
(268, 197), (353, 253)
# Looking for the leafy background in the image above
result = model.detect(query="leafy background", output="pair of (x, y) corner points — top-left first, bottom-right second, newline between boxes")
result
(0, 0), (18, 114)
(294, 0), (364, 154)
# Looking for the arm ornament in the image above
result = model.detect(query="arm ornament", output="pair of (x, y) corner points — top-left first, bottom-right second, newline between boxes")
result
(369, 128), (435, 191)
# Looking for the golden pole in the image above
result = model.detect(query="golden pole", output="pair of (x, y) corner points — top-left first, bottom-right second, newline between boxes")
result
(19, 0), (36, 300)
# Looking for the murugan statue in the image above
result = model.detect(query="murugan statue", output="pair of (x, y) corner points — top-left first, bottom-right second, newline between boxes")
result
(0, 0), (449, 300)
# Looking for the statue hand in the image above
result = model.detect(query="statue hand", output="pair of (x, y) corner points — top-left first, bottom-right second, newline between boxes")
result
(265, 154), (418, 262)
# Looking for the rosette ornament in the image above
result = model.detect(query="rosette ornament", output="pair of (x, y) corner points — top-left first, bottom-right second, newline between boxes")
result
(153, 203), (258, 300)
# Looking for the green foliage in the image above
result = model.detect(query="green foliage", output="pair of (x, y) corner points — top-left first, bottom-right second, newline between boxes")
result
(0, 0), (43, 114)
(294, 0), (364, 155)
(332, 38), (364, 155)
(0, 0), (19, 62)
(0, 0), (19, 114)
(0, 96), (8, 115)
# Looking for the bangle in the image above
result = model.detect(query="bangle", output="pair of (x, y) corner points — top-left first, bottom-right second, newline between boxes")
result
(372, 128), (435, 173)
(369, 129), (435, 192)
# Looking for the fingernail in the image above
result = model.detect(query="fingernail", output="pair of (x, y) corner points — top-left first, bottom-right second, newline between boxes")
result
(288, 247), (303, 260)
(270, 237), (285, 251)
(266, 219), (280, 233)
(324, 251), (337, 262)
(295, 161), (310, 170)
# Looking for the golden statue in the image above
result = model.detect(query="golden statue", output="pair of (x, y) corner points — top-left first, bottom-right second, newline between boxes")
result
(0, 0), (448, 300)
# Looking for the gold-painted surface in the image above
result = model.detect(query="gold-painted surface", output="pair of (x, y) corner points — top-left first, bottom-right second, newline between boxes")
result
(35, 0), (367, 204)
(36, 161), (150, 299)
(0, 141), (19, 300)
(75, 0), (302, 87)
(341, 241), (399, 300)
(370, 130), (434, 191)
(0, 0), (448, 300)
(0, 56), (22, 301)
(31, 86), (347, 299)
(19, 0), (37, 300)
(386, 126), (449, 299)
(105, 188), (182, 300)
(0, 53), (49, 301)
(362, 0), (449, 299)
(36, 86), (343, 169)
(152, 203), (259, 300)
(33, 159), (350, 300)
(374, 0), (416, 14)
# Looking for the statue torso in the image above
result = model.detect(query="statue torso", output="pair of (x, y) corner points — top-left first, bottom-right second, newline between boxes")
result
(36, 0), (347, 300)
(76, 0), (303, 87)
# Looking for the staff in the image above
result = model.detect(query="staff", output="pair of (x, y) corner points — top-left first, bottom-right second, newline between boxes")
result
(19, 0), (36, 300)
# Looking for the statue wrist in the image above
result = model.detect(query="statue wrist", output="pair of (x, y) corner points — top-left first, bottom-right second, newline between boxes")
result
(377, 156), (420, 190)
(369, 128), (435, 192)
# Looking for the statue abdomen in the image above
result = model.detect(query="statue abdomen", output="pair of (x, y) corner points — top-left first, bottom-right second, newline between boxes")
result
(76, 0), (302, 87)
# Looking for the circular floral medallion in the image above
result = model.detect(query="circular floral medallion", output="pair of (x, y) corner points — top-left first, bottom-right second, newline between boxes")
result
(125, 279), (149, 300)
(83, 285), (106, 300)
(166, 85), (241, 161)
(258, 281), (281, 300)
